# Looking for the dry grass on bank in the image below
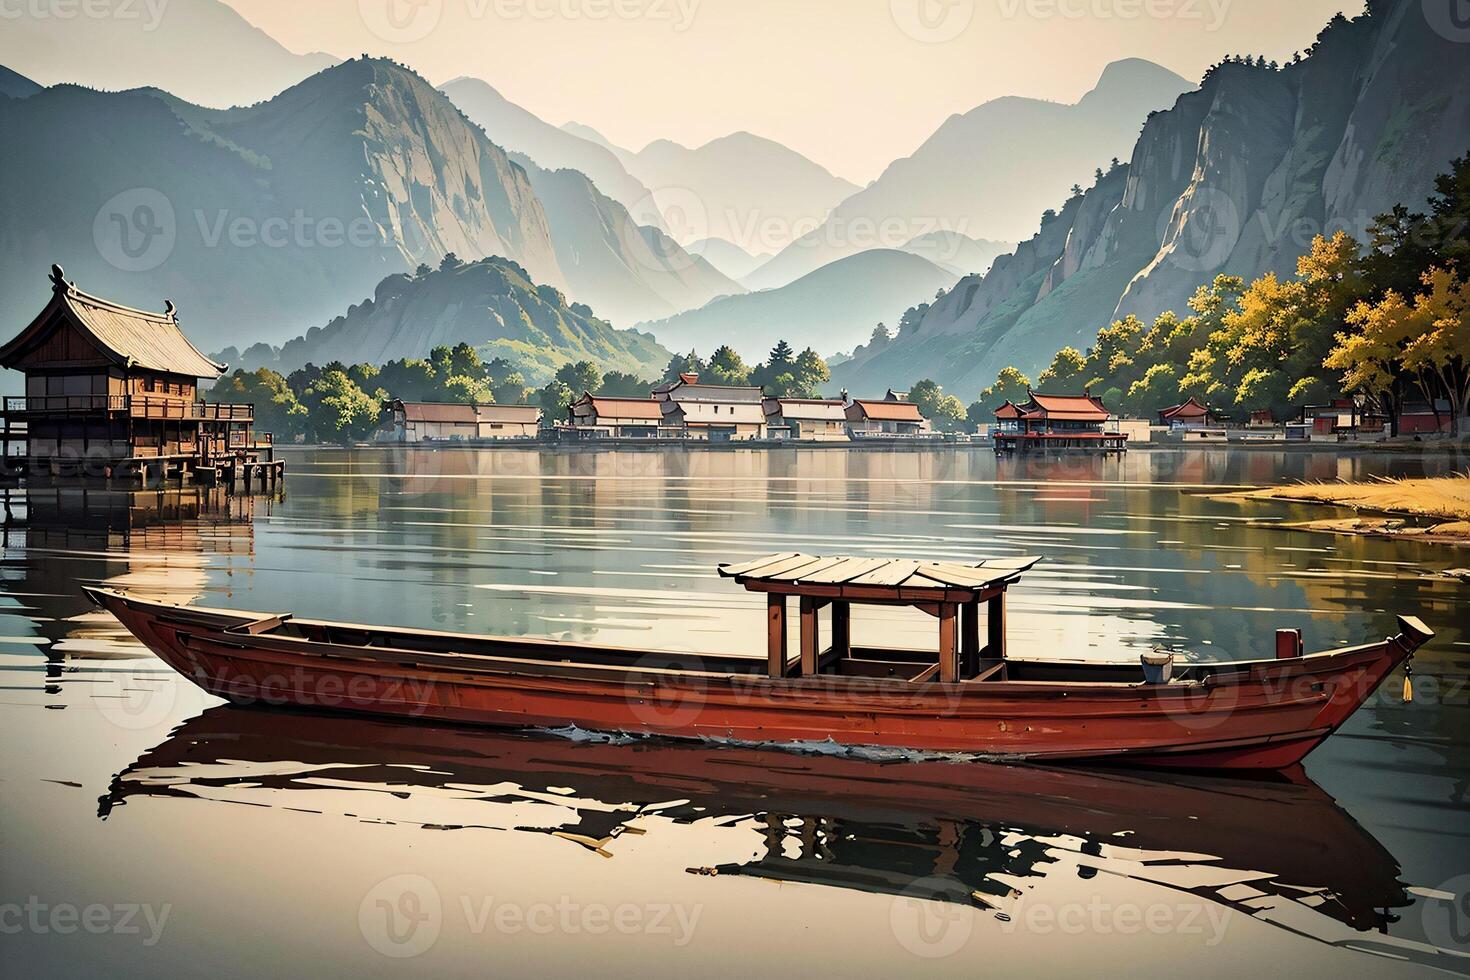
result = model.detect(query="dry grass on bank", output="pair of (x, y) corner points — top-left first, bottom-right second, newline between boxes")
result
(1244, 474), (1470, 522)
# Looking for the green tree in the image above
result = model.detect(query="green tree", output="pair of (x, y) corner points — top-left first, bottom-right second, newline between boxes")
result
(706, 345), (753, 386)
(599, 371), (651, 397)
(208, 367), (307, 441)
(301, 369), (382, 446)
(538, 379), (577, 423)
(442, 375), (492, 404)
(791, 348), (830, 398)
(661, 351), (706, 383)
(1037, 347), (1086, 389)
(376, 358), (437, 402)
(492, 372), (532, 406)
(554, 360), (602, 396)
(980, 366), (1033, 409)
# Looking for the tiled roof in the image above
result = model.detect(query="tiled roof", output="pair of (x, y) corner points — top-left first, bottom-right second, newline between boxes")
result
(1025, 392), (1109, 421)
(582, 396), (665, 420)
(765, 398), (847, 421)
(849, 399), (925, 422)
(1, 266), (224, 378)
(401, 402), (481, 424)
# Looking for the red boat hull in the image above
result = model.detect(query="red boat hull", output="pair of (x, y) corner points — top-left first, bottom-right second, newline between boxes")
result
(88, 588), (1425, 770)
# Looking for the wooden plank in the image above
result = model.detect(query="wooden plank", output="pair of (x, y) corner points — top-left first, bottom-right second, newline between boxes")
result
(909, 564), (1004, 589)
(800, 597), (820, 676)
(848, 560), (919, 587)
(767, 555), (848, 582)
(798, 556), (891, 584)
(767, 595), (787, 678)
(939, 604), (958, 683)
(719, 552), (798, 577)
(962, 602), (981, 665)
(738, 553), (825, 581)
(910, 663), (940, 684)
(980, 556), (1042, 572)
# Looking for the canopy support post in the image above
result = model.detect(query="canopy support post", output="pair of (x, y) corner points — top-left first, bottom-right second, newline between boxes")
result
(800, 597), (820, 677)
(961, 602), (980, 677)
(988, 591), (1007, 660)
(832, 600), (851, 663)
(767, 595), (787, 678)
(939, 603), (959, 683)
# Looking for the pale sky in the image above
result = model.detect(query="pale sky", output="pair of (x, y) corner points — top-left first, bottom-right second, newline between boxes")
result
(225, 0), (1363, 183)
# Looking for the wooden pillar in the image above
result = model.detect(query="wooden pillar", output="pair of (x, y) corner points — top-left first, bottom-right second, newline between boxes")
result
(988, 591), (1007, 660)
(767, 594), (788, 678)
(938, 603), (959, 683)
(961, 602), (980, 675)
(800, 596), (820, 677)
(832, 601), (851, 661)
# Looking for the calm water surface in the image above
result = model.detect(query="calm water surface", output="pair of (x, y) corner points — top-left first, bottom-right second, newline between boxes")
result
(2, 447), (1467, 978)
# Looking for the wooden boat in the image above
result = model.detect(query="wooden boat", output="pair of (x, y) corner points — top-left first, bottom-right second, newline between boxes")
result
(83, 551), (1434, 770)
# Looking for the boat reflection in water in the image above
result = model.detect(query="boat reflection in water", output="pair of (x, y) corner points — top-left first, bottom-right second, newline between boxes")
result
(101, 705), (1461, 970)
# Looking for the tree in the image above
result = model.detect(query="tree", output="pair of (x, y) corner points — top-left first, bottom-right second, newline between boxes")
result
(442, 375), (492, 404)
(376, 358), (437, 402)
(870, 322), (892, 346)
(415, 263), (432, 278)
(661, 351), (706, 383)
(980, 367), (1032, 409)
(439, 252), (464, 272)
(909, 379), (965, 432)
(766, 340), (795, 371)
(599, 371), (651, 397)
(554, 360), (602, 396)
(537, 379), (577, 423)
(791, 348), (830, 398)
(208, 367), (307, 442)
(301, 369), (382, 445)
(492, 373), (532, 407)
(705, 345), (753, 386)
(1037, 347), (1086, 389)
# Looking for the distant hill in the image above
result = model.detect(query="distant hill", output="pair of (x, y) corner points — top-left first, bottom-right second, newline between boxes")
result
(0, 0), (336, 108)
(687, 238), (769, 282)
(245, 257), (670, 385)
(612, 132), (860, 255)
(0, 58), (736, 353)
(441, 78), (664, 228)
(0, 65), (41, 99)
(638, 249), (958, 360)
(746, 60), (1192, 290)
(900, 232), (1013, 278)
(834, 0), (1470, 397)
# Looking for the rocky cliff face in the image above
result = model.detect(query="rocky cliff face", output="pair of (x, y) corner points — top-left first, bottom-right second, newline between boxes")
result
(835, 0), (1470, 396)
(269, 257), (669, 383)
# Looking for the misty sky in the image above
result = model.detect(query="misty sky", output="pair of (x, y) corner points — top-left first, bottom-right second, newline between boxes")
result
(230, 0), (1361, 182)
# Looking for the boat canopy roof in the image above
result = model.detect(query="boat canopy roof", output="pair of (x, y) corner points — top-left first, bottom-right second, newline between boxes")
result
(719, 553), (1040, 602)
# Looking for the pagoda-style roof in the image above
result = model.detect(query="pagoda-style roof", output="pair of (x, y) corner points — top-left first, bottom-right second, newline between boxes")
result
(1021, 391), (1110, 421)
(1160, 396), (1210, 420)
(0, 265), (224, 378)
(572, 394), (665, 420)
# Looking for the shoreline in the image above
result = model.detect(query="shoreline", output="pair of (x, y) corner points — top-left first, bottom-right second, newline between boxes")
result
(1218, 475), (1470, 547)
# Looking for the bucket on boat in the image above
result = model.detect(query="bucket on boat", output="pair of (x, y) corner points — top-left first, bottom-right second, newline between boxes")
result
(1141, 648), (1174, 685)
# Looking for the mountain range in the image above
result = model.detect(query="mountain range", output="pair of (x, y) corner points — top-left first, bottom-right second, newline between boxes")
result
(834, 0), (1470, 397)
(0, 0), (335, 108)
(0, 57), (739, 353)
(582, 129), (861, 256)
(745, 59), (1193, 291)
(638, 249), (958, 360)
(233, 256), (669, 384)
(0, 65), (40, 99)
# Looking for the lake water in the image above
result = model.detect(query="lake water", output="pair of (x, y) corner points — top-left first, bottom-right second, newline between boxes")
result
(3, 446), (1468, 977)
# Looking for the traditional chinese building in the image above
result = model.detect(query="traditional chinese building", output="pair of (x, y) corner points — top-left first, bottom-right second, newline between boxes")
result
(0, 265), (278, 486)
(1159, 396), (1212, 429)
(845, 398), (931, 437)
(378, 401), (541, 442)
(653, 373), (766, 440)
(993, 391), (1126, 453)
(762, 397), (850, 441)
(567, 394), (667, 437)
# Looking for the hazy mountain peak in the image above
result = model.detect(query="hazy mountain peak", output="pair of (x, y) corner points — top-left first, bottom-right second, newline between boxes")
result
(1084, 58), (1193, 100)
(0, 64), (41, 99)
